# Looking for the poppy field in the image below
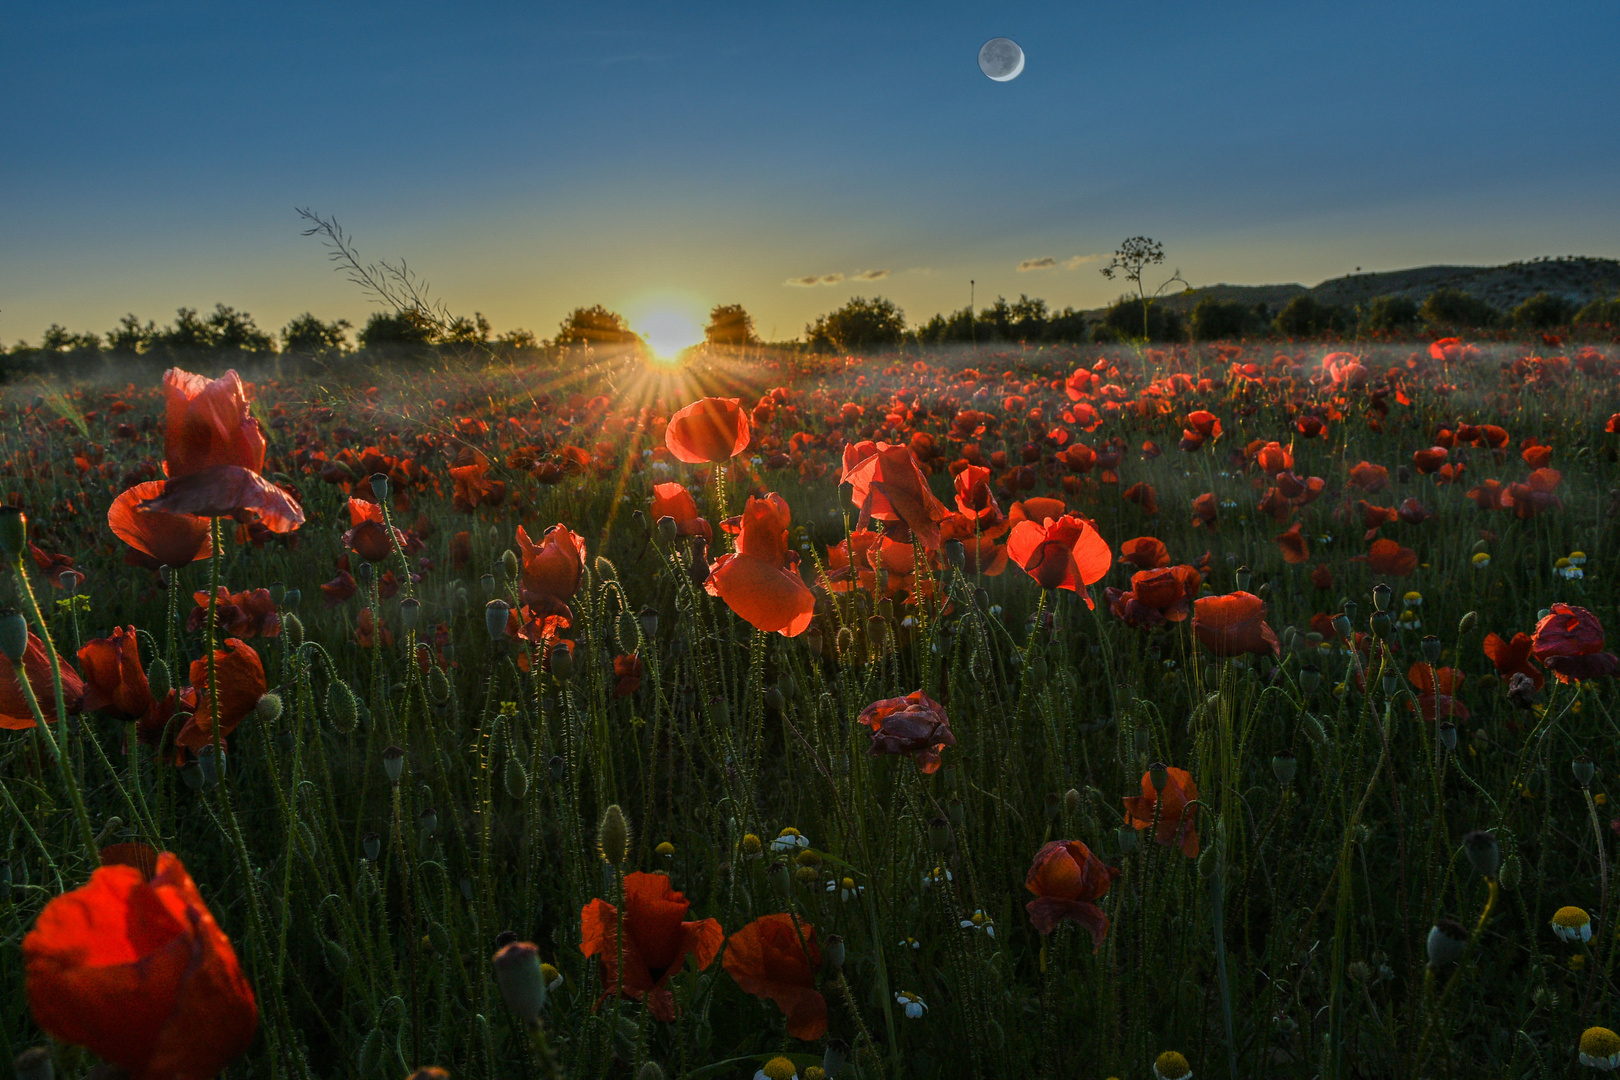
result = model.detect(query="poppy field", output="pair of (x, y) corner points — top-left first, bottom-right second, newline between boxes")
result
(6, 337), (1620, 1079)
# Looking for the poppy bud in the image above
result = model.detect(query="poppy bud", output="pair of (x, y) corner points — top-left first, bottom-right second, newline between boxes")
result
(764, 686), (785, 712)
(769, 857), (793, 896)
(283, 588), (302, 609)
(1437, 722), (1457, 752)
(484, 600), (509, 640)
(1271, 749), (1297, 786)
(1499, 852), (1521, 889)
(597, 804), (630, 867)
(269, 581), (286, 606)
(1331, 613), (1353, 641)
(255, 692), (283, 725)
(147, 657), (172, 700)
(1508, 672), (1540, 710)
(867, 614), (888, 648)
(1299, 665), (1321, 693)
(480, 573), (497, 597)
(1234, 565), (1251, 592)
(0, 506), (26, 561)
(320, 937), (350, 976)
(492, 940), (547, 1026)
(400, 597), (421, 632)
(180, 760), (205, 790)
(928, 817), (952, 853)
(383, 745), (404, 785)
(835, 626), (854, 658)
(1371, 582), (1392, 612)
(1420, 635), (1442, 665)
(657, 515), (679, 544)
(419, 806), (438, 839)
(1463, 829), (1499, 880)
(328, 679), (359, 734)
(1064, 788), (1081, 815)
(356, 561), (373, 585)
(777, 673), (797, 700)
(1148, 762), (1169, 792)
(1116, 825), (1141, 854)
(0, 608), (26, 664)
(13, 1047), (52, 1080)
(1575, 757), (1597, 788)
(427, 665), (450, 705)
(362, 832), (381, 862)
(504, 756), (528, 799)
(804, 625), (823, 654)
(943, 538), (966, 569)
(823, 934), (846, 971)
(1426, 918), (1468, 967)
(501, 549), (519, 582)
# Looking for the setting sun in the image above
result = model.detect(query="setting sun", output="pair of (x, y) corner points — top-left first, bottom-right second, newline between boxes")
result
(635, 306), (704, 362)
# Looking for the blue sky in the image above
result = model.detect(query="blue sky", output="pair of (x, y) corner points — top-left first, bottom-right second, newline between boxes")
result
(3, 0), (1616, 347)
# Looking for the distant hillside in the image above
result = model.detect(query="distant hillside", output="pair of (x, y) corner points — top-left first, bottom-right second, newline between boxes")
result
(1086, 256), (1620, 318)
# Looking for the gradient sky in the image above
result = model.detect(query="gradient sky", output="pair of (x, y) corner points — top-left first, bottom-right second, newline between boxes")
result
(4, 0), (1617, 348)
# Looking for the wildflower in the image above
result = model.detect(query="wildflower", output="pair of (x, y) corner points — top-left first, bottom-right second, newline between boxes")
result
(1572, 551), (1588, 567)
(1582, 1026), (1620, 1069)
(1557, 558), (1585, 581)
(516, 524), (587, 621)
(1024, 839), (1120, 948)
(23, 852), (257, 1079)
(665, 397), (751, 463)
(723, 913), (827, 1040)
(107, 481), (214, 570)
(755, 1057), (798, 1080)
(899, 936), (920, 950)
(856, 690), (955, 773)
(1123, 767), (1201, 856)
(1472, 551), (1491, 569)
(655, 841), (675, 857)
(540, 962), (563, 991)
(922, 865), (952, 888)
(650, 482), (713, 543)
(1553, 906), (1594, 943)
(1572, 954), (1589, 971)
(741, 834), (764, 859)
(840, 442), (952, 549)
(827, 877), (864, 902)
(1403, 591), (1423, 609)
(1005, 513), (1113, 603)
(578, 872), (723, 1020)
(1154, 1050), (1193, 1080)
(705, 493), (816, 637)
(895, 990), (929, 1018)
(1397, 609), (1421, 630)
(1533, 604), (1619, 682)
(1191, 592), (1280, 658)
(961, 910), (996, 938)
(76, 625), (153, 723)
(175, 640), (266, 751)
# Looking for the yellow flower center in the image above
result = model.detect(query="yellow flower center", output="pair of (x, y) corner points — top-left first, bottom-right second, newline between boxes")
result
(1555, 906), (1592, 929)
(1583, 1026), (1620, 1057)
(761, 1056), (798, 1080)
(1154, 1050), (1192, 1080)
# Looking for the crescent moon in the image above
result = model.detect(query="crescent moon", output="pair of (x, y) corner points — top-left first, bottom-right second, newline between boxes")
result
(979, 38), (1025, 82)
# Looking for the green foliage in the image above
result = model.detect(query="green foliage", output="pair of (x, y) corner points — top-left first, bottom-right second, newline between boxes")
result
(1094, 294), (1183, 342)
(805, 295), (905, 353)
(358, 311), (438, 355)
(279, 313), (352, 359)
(1421, 288), (1500, 329)
(554, 304), (639, 347)
(1510, 291), (1576, 330)
(705, 303), (761, 346)
(1357, 295), (1421, 333)
(1189, 298), (1262, 341)
(1575, 296), (1620, 325)
(1273, 295), (1350, 337)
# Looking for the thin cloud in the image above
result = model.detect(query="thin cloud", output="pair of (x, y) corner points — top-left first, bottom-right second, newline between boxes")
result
(852, 268), (889, 280)
(784, 273), (846, 287)
(1063, 253), (1103, 269)
(1018, 256), (1057, 272)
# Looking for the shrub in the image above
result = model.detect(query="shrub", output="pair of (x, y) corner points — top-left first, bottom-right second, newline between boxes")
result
(1357, 295), (1420, 333)
(805, 296), (906, 353)
(1094, 295), (1183, 342)
(1511, 291), (1577, 330)
(1575, 296), (1620, 326)
(1273, 295), (1349, 337)
(1421, 288), (1499, 329)
(1190, 298), (1260, 341)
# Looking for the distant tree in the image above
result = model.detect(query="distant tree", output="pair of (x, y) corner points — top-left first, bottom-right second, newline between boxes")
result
(1421, 288), (1499, 329)
(804, 296), (905, 353)
(1008, 295), (1049, 341)
(1575, 295), (1620, 326)
(705, 304), (761, 346)
(916, 308), (975, 345)
(105, 314), (156, 356)
(1511, 291), (1576, 330)
(281, 313), (352, 359)
(1100, 237), (1189, 340)
(977, 297), (1014, 340)
(493, 327), (541, 352)
(1357, 295), (1420, 333)
(204, 304), (274, 355)
(1045, 306), (1088, 343)
(554, 305), (639, 347)
(359, 311), (438, 354)
(152, 307), (214, 353)
(1190, 298), (1259, 341)
(39, 324), (103, 355)
(1274, 296), (1349, 337)
(442, 312), (493, 347)
(1095, 294), (1183, 342)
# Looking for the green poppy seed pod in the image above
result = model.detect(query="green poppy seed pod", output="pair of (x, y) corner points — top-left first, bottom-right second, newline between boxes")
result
(823, 934), (846, 971)
(657, 515), (679, 544)
(1148, 762), (1169, 793)
(492, 940), (547, 1026)
(1370, 610), (1393, 640)
(597, 804), (630, 867)
(427, 665), (450, 705)
(777, 673), (797, 700)
(14, 1046), (54, 1080)
(0, 608), (27, 664)
(1064, 788), (1081, 815)
(1537, 607), (1551, 622)
(1347, 960), (1370, 984)
(1575, 757), (1597, 788)
(320, 937), (350, 976)
(484, 599), (510, 640)
(254, 692), (283, 725)
(928, 816), (952, 853)
(635, 1065), (665, 1080)
(1437, 722), (1458, 753)
(282, 613), (305, 650)
(355, 560), (373, 586)
(943, 537), (966, 569)
(765, 686), (785, 712)
(804, 625), (823, 655)
(1116, 825), (1141, 854)
(1341, 598), (1358, 625)
(1331, 613), (1353, 641)
(866, 614), (888, 647)
(617, 610), (638, 651)
(361, 832), (381, 862)
(1302, 712), (1328, 747)
(400, 597), (421, 632)
(369, 472), (390, 503)
(1371, 582), (1392, 612)
(283, 588), (302, 609)
(1462, 829), (1500, 879)
(0, 506), (27, 561)
(419, 806), (438, 838)
(480, 573), (497, 598)
(1281, 625), (1298, 652)
(328, 679), (359, 734)
(549, 641), (574, 681)
(1458, 611), (1477, 637)
(1426, 918), (1468, 967)
(1420, 635), (1442, 665)
(1234, 565), (1251, 592)
(639, 607), (659, 640)
(501, 548), (519, 583)
(1299, 665), (1321, 693)
(1499, 852), (1521, 889)
(383, 745), (404, 785)
(1380, 670), (1400, 697)
(504, 756), (528, 799)
(769, 857), (793, 896)
(629, 509), (649, 537)
(147, 657), (171, 700)
(1272, 749), (1297, 786)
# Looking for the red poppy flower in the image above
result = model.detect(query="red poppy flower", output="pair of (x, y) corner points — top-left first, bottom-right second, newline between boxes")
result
(938, 515), (1009, 576)
(1023, 840), (1119, 947)
(161, 368), (265, 477)
(0, 632), (86, 730)
(187, 588), (280, 640)
(650, 482), (713, 542)
(1255, 441), (1293, 476)
(1504, 469), (1563, 519)
(99, 842), (160, 880)
(1123, 766), (1200, 857)
(1356, 538), (1418, 577)
(1348, 461), (1389, 493)
(139, 465), (304, 534)
(1396, 497), (1431, 526)
(1005, 513), (1112, 603)
(1311, 564), (1334, 590)
(23, 852), (257, 1080)
(1532, 604), (1620, 682)
(579, 872), (723, 1021)
(665, 397), (751, 463)
(1465, 479), (1504, 511)
(1122, 482), (1159, 516)
(1274, 522), (1310, 564)
(1191, 592), (1280, 657)
(1408, 664), (1469, 721)
(1106, 565), (1201, 628)
(107, 482), (214, 571)
(841, 442), (951, 550)
(77, 626), (152, 721)
(1483, 631), (1544, 691)
(517, 524), (586, 618)
(723, 914), (827, 1040)
(1184, 410), (1222, 440)
(613, 654), (644, 697)
(953, 465), (1001, 524)
(1413, 447), (1448, 474)
(175, 640), (265, 750)
(856, 690), (955, 773)
(704, 493), (815, 637)
(1191, 492), (1218, 527)
(1119, 536), (1170, 570)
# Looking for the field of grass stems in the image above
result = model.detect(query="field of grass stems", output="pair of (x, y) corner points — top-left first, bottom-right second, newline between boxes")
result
(3, 338), (1620, 1079)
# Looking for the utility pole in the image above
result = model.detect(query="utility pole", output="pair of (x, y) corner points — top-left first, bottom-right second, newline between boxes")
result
(970, 280), (976, 345)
